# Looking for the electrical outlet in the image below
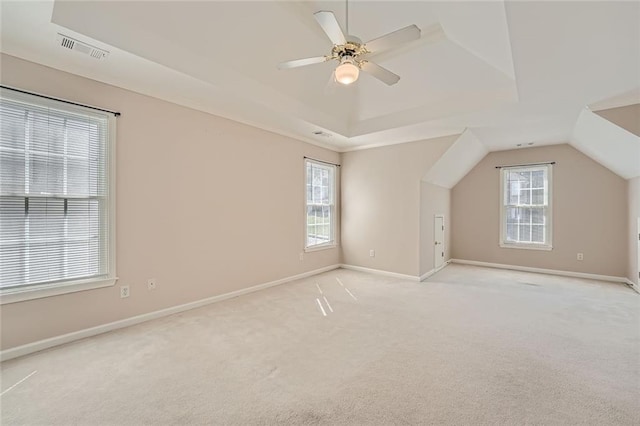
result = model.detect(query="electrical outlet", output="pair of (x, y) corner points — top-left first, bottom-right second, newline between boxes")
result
(147, 278), (157, 290)
(120, 285), (130, 298)
(299, 252), (304, 261)
(369, 249), (375, 257)
(577, 253), (584, 261)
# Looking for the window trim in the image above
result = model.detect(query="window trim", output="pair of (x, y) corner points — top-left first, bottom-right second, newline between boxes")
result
(304, 158), (337, 252)
(0, 89), (117, 304)
(499, 164), (553, 251)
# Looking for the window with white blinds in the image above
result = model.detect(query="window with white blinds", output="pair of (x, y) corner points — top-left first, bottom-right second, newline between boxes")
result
(0, 88), (115, 298)
(500, 164), (552, 250)
(305, 159), (336, 250)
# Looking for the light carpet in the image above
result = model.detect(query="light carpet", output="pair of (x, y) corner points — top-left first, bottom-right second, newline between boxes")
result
(1, 264), (639, 425)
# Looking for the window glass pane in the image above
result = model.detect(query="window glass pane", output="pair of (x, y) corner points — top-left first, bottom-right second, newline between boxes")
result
(45, 241), (65, 281)
(68, 199), (100, 240)
(506, 206), (519, 223)
(306, 205), (316, 226)
(28, 198), (64, 242)
(31, 113), (65, 154)
(502, 166), (550, 246)
(307, 225), (316, 245)
(29, 154), (63, 195)
(518, 224), (531, 242)
(531, 207), (545, 224)
(68, 159), (90, 196)
(321, 185), (329, 204)
(312, 166), (322, 186)
(312, 184), (322, 204)
(508, 181), (519, 204)
(0, 196), (25, 241)
(0, 104), (25, 150)
(0, 150), (25, 194)
(532, 189), (544, 205)
(517, 171), (530, 189)
(531, 225), (545, 243)
(66, 241), (92, 277)
(305, 160), (335, 248)
(532, 170), (544, 188)
(0, 92), (112, 289)
(66, 120), (91, 158)
(321, 225), (329, 239)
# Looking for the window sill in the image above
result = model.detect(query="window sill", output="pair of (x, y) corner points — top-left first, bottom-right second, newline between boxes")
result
(500, 243), (553, 251)
(0, 276), (118, 305)
(304, 243), (337, 253)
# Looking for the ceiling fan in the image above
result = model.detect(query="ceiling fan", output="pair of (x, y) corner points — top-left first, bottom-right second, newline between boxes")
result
(278, 7), (421, 86)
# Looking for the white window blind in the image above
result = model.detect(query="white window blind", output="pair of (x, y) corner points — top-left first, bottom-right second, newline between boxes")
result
(500, 164), (552, 249)
(0, 89), (114, 292)
(305, 159), (336, 249)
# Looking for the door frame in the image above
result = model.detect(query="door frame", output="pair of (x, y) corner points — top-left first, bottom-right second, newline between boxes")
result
(434, 214), (445, 270)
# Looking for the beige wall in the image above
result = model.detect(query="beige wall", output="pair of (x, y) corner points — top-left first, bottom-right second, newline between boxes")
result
(0, 54), (341, 350)
(451, 144), (628, 277)
(595, 104), (640, 137)
(2, 54), (634, 353)
(419, 182), (451, 276)
(628, 177), (640, 287)
(341, 137), (454, 277)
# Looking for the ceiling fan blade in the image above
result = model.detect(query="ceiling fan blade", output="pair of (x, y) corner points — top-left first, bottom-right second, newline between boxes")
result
(360, 61), (400, 85)
(278, 56), (329, 70)
(314, 11), (347, 46)
(364, 25), (421, 54)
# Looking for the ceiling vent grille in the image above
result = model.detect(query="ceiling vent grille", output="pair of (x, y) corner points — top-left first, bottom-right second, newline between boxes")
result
(57, 34), (109, 60)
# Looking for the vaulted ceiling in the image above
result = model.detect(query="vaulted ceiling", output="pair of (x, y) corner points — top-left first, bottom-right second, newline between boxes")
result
(1, 1), (639, 159)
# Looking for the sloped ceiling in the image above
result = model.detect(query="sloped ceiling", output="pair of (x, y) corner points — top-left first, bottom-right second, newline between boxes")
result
(0, 0), (638, 160)
(570, 108), (640, 179)
(423, 130), (487, 188)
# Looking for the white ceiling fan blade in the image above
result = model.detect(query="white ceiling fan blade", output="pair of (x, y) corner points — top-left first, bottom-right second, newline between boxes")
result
(360, 61), (400, 85)
(364, 25), (421, 54)
(314, 11), (347, 46)
(278, 56), (329, 70)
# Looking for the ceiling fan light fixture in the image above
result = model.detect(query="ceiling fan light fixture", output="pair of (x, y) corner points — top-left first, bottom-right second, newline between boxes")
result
(335, 57), (359, 85)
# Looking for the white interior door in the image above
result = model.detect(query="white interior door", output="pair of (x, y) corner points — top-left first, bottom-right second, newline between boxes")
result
(434, 215), (445, 270)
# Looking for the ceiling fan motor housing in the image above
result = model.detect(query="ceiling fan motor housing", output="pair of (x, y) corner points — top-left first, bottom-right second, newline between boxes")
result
(332, 35), (367, 62)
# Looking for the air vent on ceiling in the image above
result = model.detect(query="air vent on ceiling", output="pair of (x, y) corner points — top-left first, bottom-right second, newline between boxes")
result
(312, 130), (332, 138)
(57, 34), (109, 60)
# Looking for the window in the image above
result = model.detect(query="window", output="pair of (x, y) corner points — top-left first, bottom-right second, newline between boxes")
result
(500, 164), (552, 250)
(305, 159), (336, 250)
(0, 88), (116, 302)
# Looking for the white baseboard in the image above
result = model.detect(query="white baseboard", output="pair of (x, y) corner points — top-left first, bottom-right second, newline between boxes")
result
(339, 261), (452, 282)
(419, 269), (434, 281)
(0, 264), (341, 362)
(340, 264), (420, 281)
(419, 261), (451, 281)
(450, 259), (630, 284)
(625, 278), (640, 294)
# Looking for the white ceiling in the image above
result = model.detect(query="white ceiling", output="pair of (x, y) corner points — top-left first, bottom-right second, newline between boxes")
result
(571, 108), (640, 180)
(1, 0), (639, 154)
